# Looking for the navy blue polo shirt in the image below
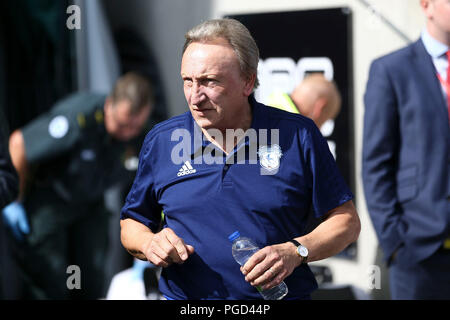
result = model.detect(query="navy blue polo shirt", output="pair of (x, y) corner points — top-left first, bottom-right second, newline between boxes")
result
(120, 96), (353, 300)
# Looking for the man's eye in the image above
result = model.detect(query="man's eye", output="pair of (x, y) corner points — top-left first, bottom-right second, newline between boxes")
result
(183, 79), (193, 86)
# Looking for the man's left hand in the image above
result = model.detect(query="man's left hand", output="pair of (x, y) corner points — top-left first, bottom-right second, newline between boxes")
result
(241, 242), (301, 290)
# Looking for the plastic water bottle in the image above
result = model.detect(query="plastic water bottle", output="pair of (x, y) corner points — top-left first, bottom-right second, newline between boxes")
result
(228, 231), (288, 300)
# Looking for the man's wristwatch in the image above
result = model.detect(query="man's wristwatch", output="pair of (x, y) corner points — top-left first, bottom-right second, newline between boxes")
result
(289, 239), (309, 264)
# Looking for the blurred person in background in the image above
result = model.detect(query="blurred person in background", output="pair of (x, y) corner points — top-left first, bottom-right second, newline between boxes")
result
(267, 73), (341, 129)
(362, 0), (450, 299)
(2, 72), (153, 299)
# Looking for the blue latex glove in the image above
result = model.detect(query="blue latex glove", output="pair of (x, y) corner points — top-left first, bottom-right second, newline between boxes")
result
(2, 201), (30, 241)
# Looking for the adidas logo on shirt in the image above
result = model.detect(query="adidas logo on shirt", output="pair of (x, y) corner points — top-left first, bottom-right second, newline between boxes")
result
(177, 161), (197, 177)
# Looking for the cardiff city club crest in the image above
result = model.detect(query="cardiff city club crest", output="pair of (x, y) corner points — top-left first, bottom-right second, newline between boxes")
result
(258, 144), (283, 172)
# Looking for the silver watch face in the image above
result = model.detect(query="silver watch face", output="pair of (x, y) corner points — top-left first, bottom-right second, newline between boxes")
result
(297, 245), (308, 257)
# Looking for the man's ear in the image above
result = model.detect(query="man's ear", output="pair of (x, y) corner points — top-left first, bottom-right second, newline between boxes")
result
(420, 0), (433, 18)
(243, 74), (256, 96)
(311, 97), (327, 121)
(104, 97), (112, 112)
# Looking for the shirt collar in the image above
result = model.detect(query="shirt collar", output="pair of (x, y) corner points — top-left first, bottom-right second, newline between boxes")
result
(187, 94), (262, 160)
(248, 94), (262, 130)
(421, 28), (449, 58)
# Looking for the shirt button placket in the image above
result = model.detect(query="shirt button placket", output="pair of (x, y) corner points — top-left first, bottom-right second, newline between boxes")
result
(222, 163), (233, 187)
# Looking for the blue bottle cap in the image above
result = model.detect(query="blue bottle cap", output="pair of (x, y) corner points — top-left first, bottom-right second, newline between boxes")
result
(228, 231), (240, 242)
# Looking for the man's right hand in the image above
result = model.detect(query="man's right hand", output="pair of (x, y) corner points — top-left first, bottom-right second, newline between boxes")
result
(2, 201), (30, 241)
(142, 228), (195, 268)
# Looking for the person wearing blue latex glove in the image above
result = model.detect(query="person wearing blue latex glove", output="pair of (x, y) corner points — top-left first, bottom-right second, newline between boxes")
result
(2, 202), (30, 241)
(6, 73), (154, 299)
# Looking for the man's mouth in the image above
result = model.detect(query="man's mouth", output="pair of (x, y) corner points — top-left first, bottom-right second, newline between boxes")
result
(193, 108), (214, 115)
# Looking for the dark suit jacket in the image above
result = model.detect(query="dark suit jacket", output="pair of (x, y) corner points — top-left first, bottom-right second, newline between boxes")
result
(362, 39), (450, 266)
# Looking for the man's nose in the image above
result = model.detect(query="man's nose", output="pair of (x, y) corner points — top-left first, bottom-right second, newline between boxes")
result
(190, 82), (206, 106)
